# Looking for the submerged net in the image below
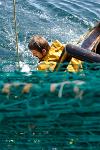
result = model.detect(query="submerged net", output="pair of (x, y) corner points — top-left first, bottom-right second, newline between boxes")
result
(0, 63), (100, 150)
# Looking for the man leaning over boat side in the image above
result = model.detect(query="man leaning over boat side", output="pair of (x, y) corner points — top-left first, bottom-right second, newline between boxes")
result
(28, 35), (82, 72)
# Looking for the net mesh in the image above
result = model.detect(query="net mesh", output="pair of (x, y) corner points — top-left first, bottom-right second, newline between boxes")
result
(0, 63), (100, 150)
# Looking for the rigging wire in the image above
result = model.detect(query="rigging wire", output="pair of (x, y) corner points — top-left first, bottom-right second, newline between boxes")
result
(13, 0), (20, 69)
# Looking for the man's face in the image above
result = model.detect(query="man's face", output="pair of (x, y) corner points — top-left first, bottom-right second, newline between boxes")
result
(31, 49), (43, 60)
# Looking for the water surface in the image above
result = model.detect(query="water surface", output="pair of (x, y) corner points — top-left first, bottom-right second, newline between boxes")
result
(0, 0), (100, 70)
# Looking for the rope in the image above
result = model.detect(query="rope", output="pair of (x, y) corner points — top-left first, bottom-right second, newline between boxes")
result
(76, 30), (91, 45)
(71, 27), (93, 45)
(13, 0), (20, 68)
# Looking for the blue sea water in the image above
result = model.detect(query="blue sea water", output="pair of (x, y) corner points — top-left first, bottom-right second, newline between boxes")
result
(0, 0), (100, 71)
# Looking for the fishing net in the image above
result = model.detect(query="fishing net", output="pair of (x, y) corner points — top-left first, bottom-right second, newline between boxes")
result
(0, 63), (100, 150)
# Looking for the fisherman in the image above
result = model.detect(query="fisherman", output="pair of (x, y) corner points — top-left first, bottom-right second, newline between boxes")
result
(28, 35), (82, 72)
(28, 22), (100, 71)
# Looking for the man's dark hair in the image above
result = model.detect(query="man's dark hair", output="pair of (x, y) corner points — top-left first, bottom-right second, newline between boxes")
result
(28, 35), (50, 53)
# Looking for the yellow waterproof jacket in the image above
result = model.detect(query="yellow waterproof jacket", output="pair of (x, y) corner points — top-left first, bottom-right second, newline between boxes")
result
(37, 40), (82, 72)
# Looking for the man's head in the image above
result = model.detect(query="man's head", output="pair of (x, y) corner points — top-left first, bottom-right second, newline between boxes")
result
(28, 35), (50, 60)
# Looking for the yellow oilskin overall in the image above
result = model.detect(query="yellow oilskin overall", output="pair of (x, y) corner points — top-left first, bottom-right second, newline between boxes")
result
(37, 40), (82, 72)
